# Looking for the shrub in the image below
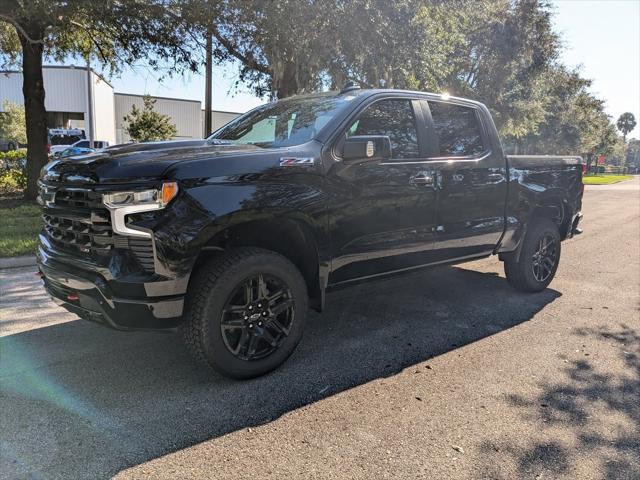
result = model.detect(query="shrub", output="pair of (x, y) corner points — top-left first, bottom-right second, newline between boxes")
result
(0, 166), (27, 194)
(0, 148), (27, 164)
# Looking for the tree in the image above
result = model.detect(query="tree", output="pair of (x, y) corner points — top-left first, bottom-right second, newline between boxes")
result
(212, 0), (560, 140)
(0, 101), (27, 145)
(616, 112), (636, 142)
(625, 139), (640, 171)
(123, 95), (177, 142)
(0, 1), (200, 199)
(512, 66), (619, 165)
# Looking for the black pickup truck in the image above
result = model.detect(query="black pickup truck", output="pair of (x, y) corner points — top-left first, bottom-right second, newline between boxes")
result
(37, 85), (584, 378)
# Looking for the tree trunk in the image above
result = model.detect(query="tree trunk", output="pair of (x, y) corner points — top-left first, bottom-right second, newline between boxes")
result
(273, 62), (299, 99)
(19, 23), (47, 200)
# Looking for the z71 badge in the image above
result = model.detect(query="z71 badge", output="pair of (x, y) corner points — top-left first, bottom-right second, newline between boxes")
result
(279, 157), (316, 167)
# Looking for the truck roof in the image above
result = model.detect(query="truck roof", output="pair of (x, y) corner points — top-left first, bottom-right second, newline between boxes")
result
(279, 88), (487, 109)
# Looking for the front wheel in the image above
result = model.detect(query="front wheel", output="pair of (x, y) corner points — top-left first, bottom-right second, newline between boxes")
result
(504, 218), (561, 292)
(181, 248), (308, 379)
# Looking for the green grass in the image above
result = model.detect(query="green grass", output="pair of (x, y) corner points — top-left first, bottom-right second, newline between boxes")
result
(583, 175), (633, 185)
(0, 197), (42, 257)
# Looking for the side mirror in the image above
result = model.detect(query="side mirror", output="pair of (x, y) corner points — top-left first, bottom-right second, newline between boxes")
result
(341, 135), (391, 162)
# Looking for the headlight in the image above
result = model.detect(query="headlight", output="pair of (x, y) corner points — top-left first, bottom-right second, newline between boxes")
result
(102, 182), (179, 238)
(103, 182), (179, 209)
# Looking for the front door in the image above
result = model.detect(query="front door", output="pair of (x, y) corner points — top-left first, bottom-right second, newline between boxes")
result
(325, 96), (439, 285)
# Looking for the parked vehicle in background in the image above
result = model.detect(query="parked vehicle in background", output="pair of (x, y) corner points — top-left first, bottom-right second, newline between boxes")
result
(52, 139), (108, 158)
(48, 128), (86, 155)
(37, 86), (584, 379)
(51, 138), (109, 157)
(0, 138), (20, 152)
(57, 147), (96, 159)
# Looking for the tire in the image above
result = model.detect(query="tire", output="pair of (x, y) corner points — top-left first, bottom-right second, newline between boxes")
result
(7, 142), (16, 151)
(181, 247), (308, 379)
(504, 218), (561, 292)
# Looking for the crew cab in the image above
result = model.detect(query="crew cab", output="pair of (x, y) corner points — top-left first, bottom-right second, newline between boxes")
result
(37, 86), (584, 379)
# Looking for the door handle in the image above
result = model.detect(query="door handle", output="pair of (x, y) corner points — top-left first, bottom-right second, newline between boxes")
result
(410, 171), (435, 187)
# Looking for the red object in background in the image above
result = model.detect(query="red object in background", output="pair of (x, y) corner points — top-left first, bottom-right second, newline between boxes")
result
(597, 154), (606, 165)
(582, 163), (587, 174)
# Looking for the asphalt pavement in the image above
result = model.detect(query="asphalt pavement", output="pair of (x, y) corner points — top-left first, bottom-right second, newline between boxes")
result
(1, 177), (639, 479)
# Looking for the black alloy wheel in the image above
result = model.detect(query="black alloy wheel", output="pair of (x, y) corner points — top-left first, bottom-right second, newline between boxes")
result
(531, 234), (558, 283)
(503, 218), (562, 292)
(220, 273), (295, 361)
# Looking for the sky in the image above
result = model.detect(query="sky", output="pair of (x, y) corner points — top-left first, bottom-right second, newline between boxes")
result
(85, 0), (640, 137)
(551, 0), (640, 138)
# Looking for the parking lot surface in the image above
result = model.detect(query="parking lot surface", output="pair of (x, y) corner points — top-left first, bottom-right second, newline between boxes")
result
(1, 177), (638, 479)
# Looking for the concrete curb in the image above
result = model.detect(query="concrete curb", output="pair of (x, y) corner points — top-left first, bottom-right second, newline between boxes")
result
(0, 255), (37, 270)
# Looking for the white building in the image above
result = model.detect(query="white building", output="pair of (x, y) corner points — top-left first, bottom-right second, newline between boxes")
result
(0, 65), (242, 145)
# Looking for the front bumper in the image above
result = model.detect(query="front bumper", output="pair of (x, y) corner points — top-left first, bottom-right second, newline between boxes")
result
(37, 237), (186, 331)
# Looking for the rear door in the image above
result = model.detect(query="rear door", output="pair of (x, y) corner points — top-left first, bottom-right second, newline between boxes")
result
(423, 100), (507, 261)
(326, 95), (438, 284)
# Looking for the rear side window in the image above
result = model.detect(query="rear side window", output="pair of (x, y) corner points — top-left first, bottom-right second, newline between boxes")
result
(428, 102), (485, 157)
(347, 99), (420, 159)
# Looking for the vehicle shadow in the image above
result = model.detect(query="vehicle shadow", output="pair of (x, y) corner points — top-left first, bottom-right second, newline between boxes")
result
(0, 264), (561, 479)
(474, 323), (640, 479)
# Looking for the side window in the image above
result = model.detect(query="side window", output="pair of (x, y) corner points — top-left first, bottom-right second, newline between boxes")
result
(428, 102), (485, 157)
(347, 99), (419, 159)
(76, 140), (89, 148)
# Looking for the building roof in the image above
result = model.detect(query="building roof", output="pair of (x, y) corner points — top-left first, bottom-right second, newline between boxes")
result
(1, 65), (114, 88)
(114, 92), (201, 104)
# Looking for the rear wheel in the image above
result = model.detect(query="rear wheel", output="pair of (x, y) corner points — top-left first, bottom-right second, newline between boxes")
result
(181, 248), (308, 379)
(504, 218), (561, 292)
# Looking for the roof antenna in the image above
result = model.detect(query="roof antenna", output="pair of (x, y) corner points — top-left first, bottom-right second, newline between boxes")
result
(340, 81), (361, 94)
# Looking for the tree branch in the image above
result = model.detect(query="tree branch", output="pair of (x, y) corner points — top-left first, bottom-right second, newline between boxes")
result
(211, 26), (270, 75)
(0, 14), (47, 45)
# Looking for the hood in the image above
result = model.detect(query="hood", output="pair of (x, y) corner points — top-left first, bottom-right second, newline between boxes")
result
(40, 139), (265, 185)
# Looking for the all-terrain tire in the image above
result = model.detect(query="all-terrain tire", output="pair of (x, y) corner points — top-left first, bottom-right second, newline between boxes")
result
(504, 218), (561, 292)
(180, 247), (308, 379)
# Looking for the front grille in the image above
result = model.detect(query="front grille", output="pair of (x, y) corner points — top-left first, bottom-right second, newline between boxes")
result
(43, 210), (112, 255)
(40, 184), (155, 272)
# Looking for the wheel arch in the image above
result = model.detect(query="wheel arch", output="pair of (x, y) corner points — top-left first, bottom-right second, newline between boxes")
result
(500, 190), (570, 263)
(191, 215), (323, 311)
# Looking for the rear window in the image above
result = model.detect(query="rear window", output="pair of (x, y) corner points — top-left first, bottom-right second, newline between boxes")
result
(428, 102), (485, 157)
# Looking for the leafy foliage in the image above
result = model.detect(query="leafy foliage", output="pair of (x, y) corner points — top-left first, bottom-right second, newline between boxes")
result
(0, 167), (27, 193)
(626, 139), (640, 169)
(0, 1), (200, 75)
(123, 95), (178, 142)
(209, 0), (619, 157)
(0, 101), (27, 144)
(0, 148), (27, 162)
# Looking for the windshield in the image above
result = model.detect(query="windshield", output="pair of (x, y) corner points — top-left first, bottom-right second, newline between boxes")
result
(209, 94), (354, 148)
(50, 135), (82, 146)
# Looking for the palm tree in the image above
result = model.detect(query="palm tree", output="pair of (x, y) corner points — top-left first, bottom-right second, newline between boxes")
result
(616, 112), (637, 142)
